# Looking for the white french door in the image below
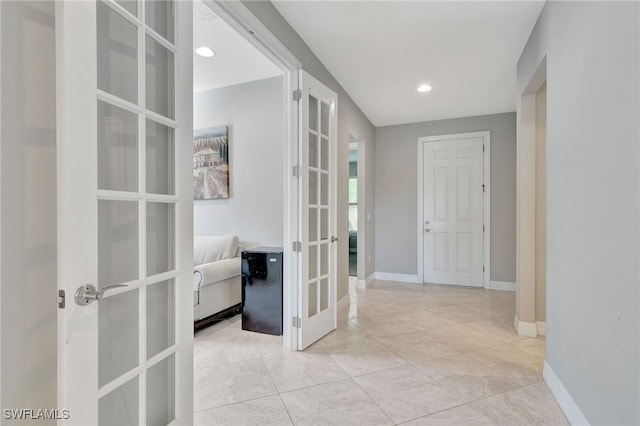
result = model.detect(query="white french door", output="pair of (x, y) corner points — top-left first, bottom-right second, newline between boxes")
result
(421, 134), (485, 287)
(298, 71), (337, 350)
(56, 1), (193, 424)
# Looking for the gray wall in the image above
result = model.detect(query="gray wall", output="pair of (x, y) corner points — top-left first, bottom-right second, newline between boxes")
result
(375, 113), (516, 282)
(242, 1), (376, 299)
(193, 77), (284, 248)
(518, 2), (639, 424)
(1, 2), (57, 423)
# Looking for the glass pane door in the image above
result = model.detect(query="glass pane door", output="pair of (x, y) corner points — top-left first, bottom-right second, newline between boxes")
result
(96, 1), (177, 424)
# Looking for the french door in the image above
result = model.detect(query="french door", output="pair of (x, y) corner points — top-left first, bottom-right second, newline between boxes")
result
(298, 71), (338, 350)
(56, 1), (193, 424)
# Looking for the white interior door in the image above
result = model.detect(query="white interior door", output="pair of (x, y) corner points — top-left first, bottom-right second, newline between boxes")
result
(423, 137), (484, 286)
(298, 71), (337, 350)
(56, 1), (193, 424)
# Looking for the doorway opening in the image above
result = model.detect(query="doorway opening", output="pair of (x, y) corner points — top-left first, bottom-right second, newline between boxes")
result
(190, 0), (299, 352)
(348, 142), (358, 277)
(515, 57), (547, 338)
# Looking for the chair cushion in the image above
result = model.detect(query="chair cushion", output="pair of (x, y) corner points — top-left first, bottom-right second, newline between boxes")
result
(195, 258), (241, 286)
(194, 235), (239, 265)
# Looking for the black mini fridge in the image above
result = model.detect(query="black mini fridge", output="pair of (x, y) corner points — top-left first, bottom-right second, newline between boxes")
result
(241, 247), (283, 335)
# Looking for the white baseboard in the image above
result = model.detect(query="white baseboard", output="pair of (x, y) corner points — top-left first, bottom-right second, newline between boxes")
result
(543, 362), (590, 425)
(514, 315), (538, 337)
(337, 294), (350, 310)
(487, 280), (516, 291)
(373, 272), (420, 283)
(536, 321), (547, 336)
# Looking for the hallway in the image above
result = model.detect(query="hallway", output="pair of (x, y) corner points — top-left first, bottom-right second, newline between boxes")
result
(193, 280), (567, 425)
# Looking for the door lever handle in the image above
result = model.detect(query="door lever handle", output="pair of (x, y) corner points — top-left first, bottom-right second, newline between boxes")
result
(424, 228), (431, 233)
(75, 284), (128, 306)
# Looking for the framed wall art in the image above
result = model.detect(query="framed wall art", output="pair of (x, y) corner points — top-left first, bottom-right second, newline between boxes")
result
(193, 126), (229, 200)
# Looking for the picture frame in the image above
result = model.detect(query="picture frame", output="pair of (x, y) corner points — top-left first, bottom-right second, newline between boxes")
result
(193, 126), (230, 200)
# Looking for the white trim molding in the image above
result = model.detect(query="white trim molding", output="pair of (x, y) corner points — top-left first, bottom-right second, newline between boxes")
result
(543, 362), (591, 426)
(417, 131), (491, 287)
(374, 272), (420, 283)
(487, 281), (516, 291)
(514, 315), (538, 337)
(356, 279), (366, 290)
(536, 321), (547, 336)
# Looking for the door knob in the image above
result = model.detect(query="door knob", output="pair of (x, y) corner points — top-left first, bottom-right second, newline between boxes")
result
(425, 228), (431, 233)
(75, 284), (128, 306)
(331, 236), (339, 243)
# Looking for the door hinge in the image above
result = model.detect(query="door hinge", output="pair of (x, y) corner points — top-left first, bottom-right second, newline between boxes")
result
(483, 225), (485, 233)
(483, 265), (485, 273)
(292, 316), (301, 328)
(58, 290), (66, 309)
(293, 89), (302, 102)
(292, 241), (302, 252)
(482, 184), (485, 192)
(483, 145), (485, 153)
(293, 165), (301, 177)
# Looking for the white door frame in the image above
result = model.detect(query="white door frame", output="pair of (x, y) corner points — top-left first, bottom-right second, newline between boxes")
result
(417, 131), (491, 288)
(207, 1), (301, 350)
(515, 56), (547, 336)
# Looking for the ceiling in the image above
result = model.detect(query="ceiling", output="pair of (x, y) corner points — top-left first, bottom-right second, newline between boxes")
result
(193, 4), (282, 93)
(272, 1), (545, 127)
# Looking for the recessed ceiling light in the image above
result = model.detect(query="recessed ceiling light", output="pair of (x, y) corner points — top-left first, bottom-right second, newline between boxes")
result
(417, 84), (432, 93)
(195, 46), (215, 57)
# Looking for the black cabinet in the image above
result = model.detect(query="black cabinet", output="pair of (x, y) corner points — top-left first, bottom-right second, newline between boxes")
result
(241, 247), (283, 335)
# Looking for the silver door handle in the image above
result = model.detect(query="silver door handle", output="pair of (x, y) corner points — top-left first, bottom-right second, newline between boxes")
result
(425, 228), (431, 233)
(331, 236), (339, 242)
(75, 284), (128, 306)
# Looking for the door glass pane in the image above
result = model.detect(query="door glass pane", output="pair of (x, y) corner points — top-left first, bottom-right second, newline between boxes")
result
(309, 133), (318, 168)
(98, 101), (138, 192)
(309, 171), (317, 205)
(320, 278), (329, 312)
(99, 376), (138, 426)
(97, 1), (138, 103)
(320, 243), (328, 276)
(147, 202), (175, 276)
(308, 95), (318, 131)
(308, 245), (317, 280)
(146, 119), (175, 195)
(147, 280), (175, 359)
(98, 200), (139, 287)
(309, 208), (317, 242)
(145, 0), (174, 43)
(320, 209), (328, 240)
(114, 0), (137, 17)
(99, 289), (139, 386)
(321, 102), (329, 137)
(321, 137), (329, 171)
(146, 35), (175, 119)
(147, 354), (175, 425)
(321, 173), (329, 206)
(308, 281), (318, 318)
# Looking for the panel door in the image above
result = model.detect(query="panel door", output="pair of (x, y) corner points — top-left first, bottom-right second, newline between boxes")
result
(55, 1), (193, 424)
(299, 70), (338, 350)
(423, 138), (484, 286)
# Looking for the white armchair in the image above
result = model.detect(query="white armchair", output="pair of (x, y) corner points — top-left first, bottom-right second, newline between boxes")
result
(193, 235), (242, 327)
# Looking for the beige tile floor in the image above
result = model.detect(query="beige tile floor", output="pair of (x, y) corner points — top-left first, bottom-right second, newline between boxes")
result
(194, 279), (568, 425)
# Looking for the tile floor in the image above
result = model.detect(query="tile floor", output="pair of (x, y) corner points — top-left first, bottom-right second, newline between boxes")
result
(193, 279), (568, 425)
